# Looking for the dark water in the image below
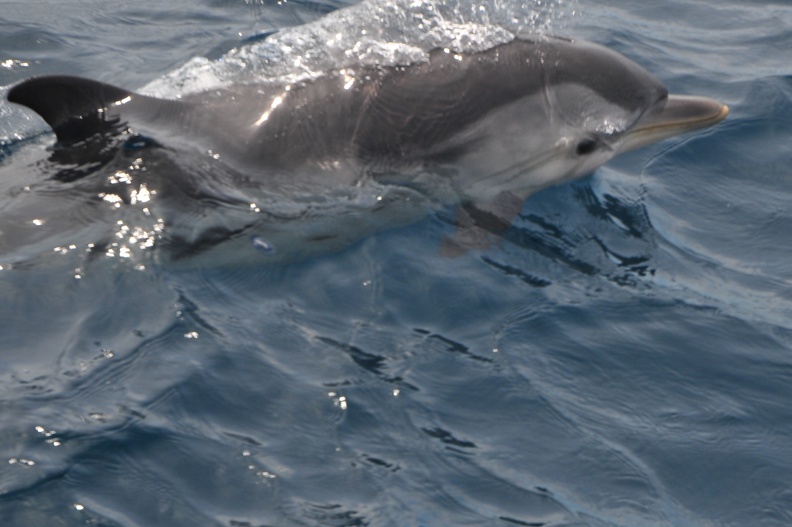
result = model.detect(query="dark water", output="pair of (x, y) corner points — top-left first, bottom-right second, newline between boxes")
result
(1, 1), (791, 526)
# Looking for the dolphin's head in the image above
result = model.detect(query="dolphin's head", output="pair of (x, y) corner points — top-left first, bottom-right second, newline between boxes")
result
(538, 37), (728, 182)
(452, 37), (727, 201)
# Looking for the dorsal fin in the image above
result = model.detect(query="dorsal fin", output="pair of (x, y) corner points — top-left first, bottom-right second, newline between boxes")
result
(7, 75), (135, 145)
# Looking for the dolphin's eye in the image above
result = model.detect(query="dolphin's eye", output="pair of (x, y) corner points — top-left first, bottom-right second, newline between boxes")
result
(575, 138), (598, 156)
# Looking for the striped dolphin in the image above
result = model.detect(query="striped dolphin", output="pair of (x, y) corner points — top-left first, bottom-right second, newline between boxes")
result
(5, 36), (727, 264)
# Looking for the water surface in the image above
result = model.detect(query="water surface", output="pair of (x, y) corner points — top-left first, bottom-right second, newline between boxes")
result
(1, 1), (791, 526)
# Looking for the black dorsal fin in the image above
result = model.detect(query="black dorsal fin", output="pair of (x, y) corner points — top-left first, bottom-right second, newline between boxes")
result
(8, 75), (135, 145)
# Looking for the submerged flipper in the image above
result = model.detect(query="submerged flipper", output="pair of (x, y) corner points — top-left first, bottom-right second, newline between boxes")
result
(440, 191), (526, 257)
(8, 76), (135, 146)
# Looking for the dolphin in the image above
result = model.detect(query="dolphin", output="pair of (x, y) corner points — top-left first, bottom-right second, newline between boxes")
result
(4, 36), (728, 264)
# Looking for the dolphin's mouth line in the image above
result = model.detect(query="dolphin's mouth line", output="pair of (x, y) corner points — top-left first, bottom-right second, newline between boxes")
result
(634, 102), (729, 135)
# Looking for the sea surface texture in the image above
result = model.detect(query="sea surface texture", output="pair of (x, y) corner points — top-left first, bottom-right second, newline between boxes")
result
(1, 0), (791, 526)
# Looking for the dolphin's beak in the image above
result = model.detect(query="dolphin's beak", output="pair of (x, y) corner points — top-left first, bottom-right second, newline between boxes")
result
(620, 95), (729, 153)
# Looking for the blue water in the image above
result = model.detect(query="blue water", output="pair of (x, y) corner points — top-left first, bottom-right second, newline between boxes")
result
(1, 1), (792, 526)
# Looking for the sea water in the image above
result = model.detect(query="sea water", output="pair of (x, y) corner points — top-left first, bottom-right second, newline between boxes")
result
(1, 0), (791, 525)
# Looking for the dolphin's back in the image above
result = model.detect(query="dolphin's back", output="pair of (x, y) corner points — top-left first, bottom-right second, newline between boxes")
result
(353, 41), (545, 162)
(224, 39), (548, 170)
(5, 43), (546, 171)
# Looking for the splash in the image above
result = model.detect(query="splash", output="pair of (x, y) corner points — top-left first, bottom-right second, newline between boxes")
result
(143, 0), (578, 97)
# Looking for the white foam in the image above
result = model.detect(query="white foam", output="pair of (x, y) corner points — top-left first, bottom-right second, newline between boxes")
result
(141, 0), (577, 98)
